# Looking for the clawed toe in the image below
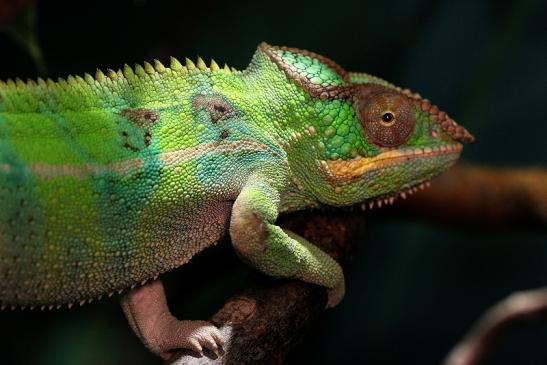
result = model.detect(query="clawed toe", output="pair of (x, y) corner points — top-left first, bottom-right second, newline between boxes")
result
(186, 337), (204, 355)
(160, 320), (225, 358)
(211, 329), (226, 347)
(201, 335), (219, 354)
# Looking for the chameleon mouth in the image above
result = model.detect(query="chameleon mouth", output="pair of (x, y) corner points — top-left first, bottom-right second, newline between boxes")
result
(320, 142), (463, 181)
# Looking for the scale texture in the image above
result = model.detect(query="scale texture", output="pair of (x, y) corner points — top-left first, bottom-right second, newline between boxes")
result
(0, 43), (473, 309)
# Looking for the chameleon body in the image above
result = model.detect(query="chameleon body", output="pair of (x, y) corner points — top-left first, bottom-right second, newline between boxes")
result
(0, 43), (472, 354)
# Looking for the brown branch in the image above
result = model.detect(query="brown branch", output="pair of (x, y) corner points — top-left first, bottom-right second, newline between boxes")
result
(166, 212), (365, 365)
(382, 164), (547, 228)
(443, 287), (547, 365)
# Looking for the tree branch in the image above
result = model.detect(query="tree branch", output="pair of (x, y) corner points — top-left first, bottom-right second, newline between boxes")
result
(383, 164), (547, 228)
(166, 213), (365, 365)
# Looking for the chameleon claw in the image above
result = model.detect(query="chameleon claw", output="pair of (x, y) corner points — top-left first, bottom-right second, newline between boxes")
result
(187, 338), (203, 356)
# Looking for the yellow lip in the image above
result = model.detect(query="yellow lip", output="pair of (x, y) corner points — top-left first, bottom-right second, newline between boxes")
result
(320, 143), (463, 181)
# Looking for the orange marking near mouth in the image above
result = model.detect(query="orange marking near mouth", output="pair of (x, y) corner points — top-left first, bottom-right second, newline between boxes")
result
(322, 143), (462, 181)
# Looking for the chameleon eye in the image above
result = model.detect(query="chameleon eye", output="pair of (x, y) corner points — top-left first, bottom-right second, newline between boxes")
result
(357, 92), (415, 147)
(381, 112), (394, 124)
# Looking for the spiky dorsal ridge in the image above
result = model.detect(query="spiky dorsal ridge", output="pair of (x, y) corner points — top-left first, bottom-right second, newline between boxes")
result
(0, 57), (238, 91)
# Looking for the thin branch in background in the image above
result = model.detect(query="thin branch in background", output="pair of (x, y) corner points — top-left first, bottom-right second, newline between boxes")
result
(443, 287), (547, 365)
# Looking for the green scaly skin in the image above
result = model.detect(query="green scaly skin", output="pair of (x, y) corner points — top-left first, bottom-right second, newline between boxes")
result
(0, 42), (473, 354)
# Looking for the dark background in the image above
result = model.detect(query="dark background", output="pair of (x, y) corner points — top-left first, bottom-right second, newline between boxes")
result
(0, 0), (546, 364)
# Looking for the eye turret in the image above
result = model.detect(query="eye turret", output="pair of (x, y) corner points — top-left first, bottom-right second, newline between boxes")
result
(357, 90), (415, 147)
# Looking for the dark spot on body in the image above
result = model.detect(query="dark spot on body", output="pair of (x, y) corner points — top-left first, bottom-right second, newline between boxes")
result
(192, 95), (235, 123)
(123, 142), (140, 153)
(143, 111), (158, 122)
(214, 104), (227, 113)
(120, 130), (141, 152)
(144, 131), (152, 146)
(220, 130), (230, 139)
(119, 109), (158, 152)
(121, 108), (160, 127)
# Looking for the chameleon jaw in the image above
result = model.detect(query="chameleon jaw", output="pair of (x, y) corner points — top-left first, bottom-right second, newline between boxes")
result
(320, 142), (463, 182)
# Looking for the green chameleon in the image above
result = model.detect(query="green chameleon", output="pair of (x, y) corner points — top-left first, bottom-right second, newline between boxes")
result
(0, 43), (473, 358)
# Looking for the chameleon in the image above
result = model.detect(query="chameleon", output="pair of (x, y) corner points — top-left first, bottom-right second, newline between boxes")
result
(0, 42), (473, 359)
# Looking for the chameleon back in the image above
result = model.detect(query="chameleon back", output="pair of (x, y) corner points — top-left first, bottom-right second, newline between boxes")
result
(0, 65), (240, 308)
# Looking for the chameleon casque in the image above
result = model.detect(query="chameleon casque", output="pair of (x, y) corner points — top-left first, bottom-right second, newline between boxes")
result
(0, 43), (473, 358)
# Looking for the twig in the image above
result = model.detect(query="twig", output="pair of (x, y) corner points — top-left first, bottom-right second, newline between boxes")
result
(443, 287), (547, 365)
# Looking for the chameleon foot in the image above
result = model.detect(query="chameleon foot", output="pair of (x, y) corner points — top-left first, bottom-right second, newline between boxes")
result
(120, 279), (225, 359)
(147, 317), (225, 359)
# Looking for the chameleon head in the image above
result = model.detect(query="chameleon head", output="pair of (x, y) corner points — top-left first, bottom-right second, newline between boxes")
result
(318, 81), (475, 206)
(256, 43), (474, 208)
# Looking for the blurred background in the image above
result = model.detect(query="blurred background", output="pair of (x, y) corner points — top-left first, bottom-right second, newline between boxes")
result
(0, 0), (546, 364)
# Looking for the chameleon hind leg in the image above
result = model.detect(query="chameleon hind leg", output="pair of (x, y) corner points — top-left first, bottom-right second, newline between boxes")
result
(120, 279), (224, 360)
(230, 177), (345, 307)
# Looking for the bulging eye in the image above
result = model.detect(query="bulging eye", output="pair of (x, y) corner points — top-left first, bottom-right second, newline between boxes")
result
(357, 92), (415, 147)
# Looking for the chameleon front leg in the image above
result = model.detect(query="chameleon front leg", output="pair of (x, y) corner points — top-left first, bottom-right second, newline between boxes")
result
(120, 279), (224, 359)
(230, 177), (345, 308)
